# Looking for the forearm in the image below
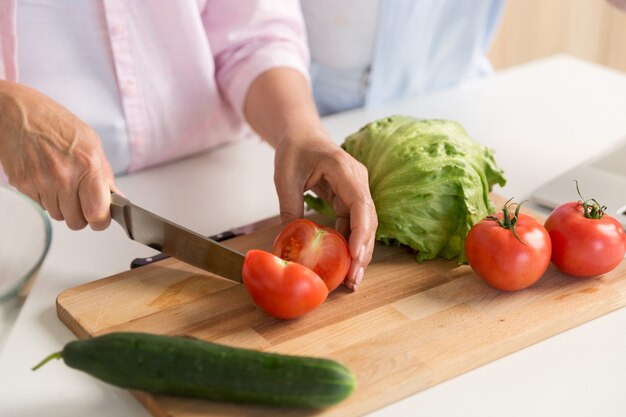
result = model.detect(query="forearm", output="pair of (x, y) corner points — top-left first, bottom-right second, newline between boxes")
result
(242, 68), (377, 290)
(243, 68), (325, 148)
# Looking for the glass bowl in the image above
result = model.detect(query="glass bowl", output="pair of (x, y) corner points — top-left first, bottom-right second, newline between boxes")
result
(0, 186), (52, 303)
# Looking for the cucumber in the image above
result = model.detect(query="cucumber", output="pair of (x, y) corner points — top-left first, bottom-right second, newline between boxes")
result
(32, 332), (356, 408)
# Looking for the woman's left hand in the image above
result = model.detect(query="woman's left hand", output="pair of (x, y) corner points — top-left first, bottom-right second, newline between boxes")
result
(244, 68), (377, 291)
(273, 133), (377, 291)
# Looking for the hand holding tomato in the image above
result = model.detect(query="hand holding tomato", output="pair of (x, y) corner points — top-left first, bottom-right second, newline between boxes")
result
(465, 200), (552, 291)
(544, 185), (625, 277)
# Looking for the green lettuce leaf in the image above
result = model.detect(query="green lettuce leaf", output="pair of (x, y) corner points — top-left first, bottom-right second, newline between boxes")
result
(307, 116), (506, 263)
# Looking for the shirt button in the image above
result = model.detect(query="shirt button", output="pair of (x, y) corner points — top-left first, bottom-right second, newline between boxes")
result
(110, 23), (126, 37)
(121, 81), (136, 96)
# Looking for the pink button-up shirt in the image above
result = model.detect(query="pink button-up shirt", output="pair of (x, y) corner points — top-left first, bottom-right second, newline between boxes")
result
(0, 0), (309, 172)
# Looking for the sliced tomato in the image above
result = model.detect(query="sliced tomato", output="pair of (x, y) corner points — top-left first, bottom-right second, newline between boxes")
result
(272, 219), (351, 291)
(242, 249), (328, 319)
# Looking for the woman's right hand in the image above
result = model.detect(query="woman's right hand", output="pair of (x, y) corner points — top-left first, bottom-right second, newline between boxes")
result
(0, 81), (116, 231)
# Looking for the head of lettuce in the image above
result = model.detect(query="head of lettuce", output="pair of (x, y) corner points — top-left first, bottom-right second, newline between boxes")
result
(305, 116), (506, 263)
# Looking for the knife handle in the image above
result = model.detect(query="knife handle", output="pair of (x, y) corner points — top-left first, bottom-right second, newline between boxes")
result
(130, 230), (240, 269)
(130, 252), (169, 268)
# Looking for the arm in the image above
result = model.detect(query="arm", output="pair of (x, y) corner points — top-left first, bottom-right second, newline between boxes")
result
(204, 0), (376, 288)
(0, 80), (116, 230)
(243, 68), (377, 290)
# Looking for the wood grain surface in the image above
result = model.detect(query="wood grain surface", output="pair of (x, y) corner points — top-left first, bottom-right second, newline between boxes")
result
(56, 199), (626, 417)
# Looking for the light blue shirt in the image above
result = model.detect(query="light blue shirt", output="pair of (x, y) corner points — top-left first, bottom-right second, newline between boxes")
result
(310, 0), (505, 116)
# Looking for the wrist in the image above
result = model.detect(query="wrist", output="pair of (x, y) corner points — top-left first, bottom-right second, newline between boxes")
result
(244, 68), (327, 149)
(274, 122), (329, 149)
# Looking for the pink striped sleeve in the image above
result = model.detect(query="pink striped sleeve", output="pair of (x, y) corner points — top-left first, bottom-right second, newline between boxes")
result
(202, 0), (310, 118)
(0, 0), (17, 81)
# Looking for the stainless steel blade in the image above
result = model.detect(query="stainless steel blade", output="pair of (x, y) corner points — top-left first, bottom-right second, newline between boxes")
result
(110, 193), (244, 283)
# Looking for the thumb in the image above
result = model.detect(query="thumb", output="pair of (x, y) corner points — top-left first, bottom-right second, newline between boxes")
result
(275, 176), (304, 225)
(78, 171), (111, 231)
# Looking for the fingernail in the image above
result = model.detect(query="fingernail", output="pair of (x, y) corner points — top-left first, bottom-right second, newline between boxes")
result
(358, 244), (366, 262)
(355, 267), (364, 286)
(352, 284), (358, 291)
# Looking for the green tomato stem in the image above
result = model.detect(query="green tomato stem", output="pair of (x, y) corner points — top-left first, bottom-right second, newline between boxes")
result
(575, 180), (607, 220)
(487, 198), (526, 245)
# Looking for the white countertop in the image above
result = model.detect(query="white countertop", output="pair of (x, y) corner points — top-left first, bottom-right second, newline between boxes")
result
(1, 55), (626, 417)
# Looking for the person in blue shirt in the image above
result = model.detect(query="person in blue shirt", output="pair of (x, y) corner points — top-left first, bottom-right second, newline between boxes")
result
(301, 0), (505, 116)
(302, 0), (626, 116)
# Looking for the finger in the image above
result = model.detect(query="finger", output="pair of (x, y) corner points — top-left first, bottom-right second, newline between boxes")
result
(344, 235), (366, 290)
(110, 183), (125, 196)
(335, 215), (350, 239)
(101, 154), (121, 195)
(332, 197), (350, 238)
(344, 228), (375, 291)
(311, 182), (334, 203)
(311, 183), (348, 235)
(19, 186), (64, 222)
(349, 202), (375, 261)
(58, 189), (88, 231)
(313, 182), (366, 290)
(311, 183), (350, 237)
(341, 195), (377, 290)
(319, 159), (377, 290)
(334, 198), (376, 290)
(275, 175), (305, 225)
(107, 175), (125, 197)
(40, 192), (64, 221)
(348, 201), (376, 264)
(78, 171), (111, 231)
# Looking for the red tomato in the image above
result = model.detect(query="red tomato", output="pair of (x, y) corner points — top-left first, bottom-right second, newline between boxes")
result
(466, 212), (552, 291)
(544, 202), (625, 277)
(272, 219), (351, 291)
(242, 249), (328, 319)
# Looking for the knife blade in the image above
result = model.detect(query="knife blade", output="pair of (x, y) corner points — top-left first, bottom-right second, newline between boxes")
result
(130, 214), (284, 269)
(110, 193), (245, 283)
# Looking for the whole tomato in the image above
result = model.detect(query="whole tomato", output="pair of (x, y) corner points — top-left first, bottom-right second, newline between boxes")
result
(465, 201), (552, 291)
(242, 249), (328, 319)
(273, 219), (351, 291)
(545, 199), (625, 277)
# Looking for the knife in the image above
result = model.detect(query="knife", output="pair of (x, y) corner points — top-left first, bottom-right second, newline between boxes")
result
(110, 193), (245, 283)
(129, 214), (284, 269)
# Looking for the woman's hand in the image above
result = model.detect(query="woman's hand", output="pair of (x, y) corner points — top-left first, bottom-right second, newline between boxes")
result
(0, 81), (116, 231)
(244, 69), (377, 290)
(273, 134), (377, 290)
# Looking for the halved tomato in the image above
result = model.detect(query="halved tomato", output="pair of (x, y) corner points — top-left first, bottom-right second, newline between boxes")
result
(272, 219), (351, 291)
(242, 249), (328, 319)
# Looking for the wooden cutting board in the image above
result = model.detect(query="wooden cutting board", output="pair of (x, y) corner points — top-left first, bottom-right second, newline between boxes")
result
(56, 200), (626, 417)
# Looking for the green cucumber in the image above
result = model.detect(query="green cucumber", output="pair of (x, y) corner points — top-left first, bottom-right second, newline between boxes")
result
(32, 332), (355, 408)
